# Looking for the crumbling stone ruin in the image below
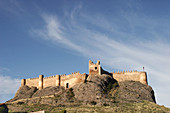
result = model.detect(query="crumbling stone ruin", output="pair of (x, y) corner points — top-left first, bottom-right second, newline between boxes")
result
(21, 60), (148, 90)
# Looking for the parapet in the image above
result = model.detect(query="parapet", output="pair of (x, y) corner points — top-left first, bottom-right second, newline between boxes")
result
(20, 60), (149, 90)
(112, 71), (148, 85)
(21, 72), (87, 90)
(113, 70), (138, 74)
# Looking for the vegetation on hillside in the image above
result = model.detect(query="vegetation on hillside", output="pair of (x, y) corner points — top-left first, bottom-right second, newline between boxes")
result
(6, 101), (170, 113)
(5, 74), (169, 112)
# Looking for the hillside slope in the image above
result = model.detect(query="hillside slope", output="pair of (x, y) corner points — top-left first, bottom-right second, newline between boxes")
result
(6, 101), (170, 113)
(6, 74), (168, 112)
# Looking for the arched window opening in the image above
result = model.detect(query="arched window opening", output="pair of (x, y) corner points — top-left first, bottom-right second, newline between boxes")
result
(66, 83), (69, 88)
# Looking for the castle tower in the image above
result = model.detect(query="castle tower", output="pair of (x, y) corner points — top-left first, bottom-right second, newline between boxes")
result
(21, 79), (26, 86)
(39, 75), (44, 90)
(140, 72), (148, 84)
(56, 75), (60, 86)
(89, 60), (101, 76)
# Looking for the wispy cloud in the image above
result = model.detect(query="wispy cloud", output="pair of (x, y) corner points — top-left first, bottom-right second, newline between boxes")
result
(0, 0), (25, 16)
(0, 67), (10, 73)
(32, 14), (84, 52)
(31, 4), (170, 107)
(0, 75), (20, 102)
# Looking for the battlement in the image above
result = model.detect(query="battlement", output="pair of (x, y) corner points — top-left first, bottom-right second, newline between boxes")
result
(21, 60), (148, 90)
(28, 77), (39, 80)
(22, 72), (87, 90)
(44, 75), (56, 79)
(113, 70), (138, 73)
(112, 71), (148, 85)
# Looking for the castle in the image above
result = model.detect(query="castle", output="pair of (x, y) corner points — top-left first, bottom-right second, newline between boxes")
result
(21, 60), (148, 89)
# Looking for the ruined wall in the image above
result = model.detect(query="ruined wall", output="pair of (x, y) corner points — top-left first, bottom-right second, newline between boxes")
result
(89, 60), (101, 76)
(112, 71), (148, 85)
(60, 72), (87, 88)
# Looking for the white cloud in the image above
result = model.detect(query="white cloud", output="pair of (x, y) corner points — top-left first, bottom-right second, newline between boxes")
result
(31, 5), (170, 107)
(0, 75), (20, 102)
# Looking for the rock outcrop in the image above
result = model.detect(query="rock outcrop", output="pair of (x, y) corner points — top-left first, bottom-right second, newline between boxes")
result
(8, 85), (38, 102)
(7, 74), (156, 106)
(114, 81), (156, 103)
(32, 86), (65, 97)
(72, 74), (117, 105)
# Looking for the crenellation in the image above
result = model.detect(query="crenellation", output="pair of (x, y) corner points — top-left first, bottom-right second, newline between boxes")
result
(113, 71), (148, 84)
(29, 77), (39, 80)
(113, 70), (143, 74)
(44, 76), (55, 79)
(61, 74), (64, 77)
(21, 60), (148, 90)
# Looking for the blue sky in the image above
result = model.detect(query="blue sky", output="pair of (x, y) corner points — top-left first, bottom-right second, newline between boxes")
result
(1, 0), (170, 107)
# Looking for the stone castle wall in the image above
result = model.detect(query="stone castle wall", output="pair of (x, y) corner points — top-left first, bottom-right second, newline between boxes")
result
(22, 72), (87, 89)
(21, 60), (148, 90)
(112, 71), (148, 84)
(25, 77), (39, 88)
(60, 72), (87, 88)
(43, 75), (58, 88)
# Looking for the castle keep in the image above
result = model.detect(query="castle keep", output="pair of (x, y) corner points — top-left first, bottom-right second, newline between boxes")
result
(21, 60), (148, 89)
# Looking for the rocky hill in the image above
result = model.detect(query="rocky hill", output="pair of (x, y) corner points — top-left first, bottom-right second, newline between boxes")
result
(5, 74), (170, 112)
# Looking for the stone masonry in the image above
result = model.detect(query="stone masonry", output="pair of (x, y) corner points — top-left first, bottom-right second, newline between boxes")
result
(21, 60), (148, 89)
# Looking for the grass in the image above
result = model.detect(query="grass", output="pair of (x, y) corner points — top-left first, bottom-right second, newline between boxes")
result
(7, 100), (170, 113)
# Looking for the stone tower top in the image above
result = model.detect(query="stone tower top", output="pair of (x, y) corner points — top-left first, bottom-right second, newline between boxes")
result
(89, 60), (101, 76)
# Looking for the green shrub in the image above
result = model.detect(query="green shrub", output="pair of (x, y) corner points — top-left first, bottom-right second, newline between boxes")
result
(66, 88), (75, 100)
(60, 109), (66, 113)
(17, 102), (25, 105)
(112, 82), (119, 87)
(69, 88), (75, 97)
(103, 103), (109, 106)
(90, 101), (97, 105)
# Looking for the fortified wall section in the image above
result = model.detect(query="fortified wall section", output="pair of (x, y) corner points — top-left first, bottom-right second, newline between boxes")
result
(112, 71), (148, 85)
(21, 60), (149, 90)
(21, 72), (87, 89)
(24, 77), (39, 88)
(60, 72), (87, 88)
(43, 75), (58, 88)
